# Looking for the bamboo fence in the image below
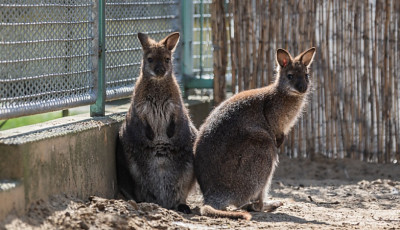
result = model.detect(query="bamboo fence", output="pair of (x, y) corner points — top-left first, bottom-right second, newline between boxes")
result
(211, 0), (400, 163)
(211, 0), (228, 105)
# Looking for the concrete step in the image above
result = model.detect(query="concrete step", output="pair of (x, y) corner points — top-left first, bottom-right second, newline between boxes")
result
(0, 180), (25, 221)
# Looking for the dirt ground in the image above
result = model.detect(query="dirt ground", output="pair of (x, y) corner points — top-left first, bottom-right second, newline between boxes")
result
(2, 155), (400, 230)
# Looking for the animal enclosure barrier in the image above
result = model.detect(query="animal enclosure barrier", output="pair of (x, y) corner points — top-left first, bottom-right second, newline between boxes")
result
(0, 0), (179, 119)
(105, 0), (179, 101)
(1, 0), (399, 163)
(223, 0), (400, 163)
(193, 0), (213, 79)
(0, 1), (96, 119)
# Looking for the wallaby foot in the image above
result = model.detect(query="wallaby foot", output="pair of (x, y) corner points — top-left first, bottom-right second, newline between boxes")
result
(240, 200), (283, 212)
(262, 200), (283, 212)
(243, 201), (263, 212)
(241, 188), (265, 212)
(200, 205), (252, 220)
(177, 204), (191, 214)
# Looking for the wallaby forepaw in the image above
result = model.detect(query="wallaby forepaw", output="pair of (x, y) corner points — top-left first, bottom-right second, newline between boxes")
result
(177, 204), (191, 214)
(262, 201), (283, 212)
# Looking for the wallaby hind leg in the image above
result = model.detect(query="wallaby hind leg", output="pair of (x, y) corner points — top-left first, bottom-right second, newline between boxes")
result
(204, 195), (231, 211)
(241, 189), (283, 212)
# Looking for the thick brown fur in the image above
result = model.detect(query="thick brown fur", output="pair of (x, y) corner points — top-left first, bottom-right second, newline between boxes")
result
(194, 47), (316, 220)
(116, 32), (197, 213)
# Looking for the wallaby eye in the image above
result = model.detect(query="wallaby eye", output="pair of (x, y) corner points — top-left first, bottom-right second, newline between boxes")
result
(305, 74), (310, 80)
(147, 58), (153, 63)
(165, 58), (170, 63)
(287, 74), (293, 80)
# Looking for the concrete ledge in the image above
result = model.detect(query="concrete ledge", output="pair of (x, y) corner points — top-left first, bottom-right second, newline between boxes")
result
(0, 112), (126, 221)
(0, 100), (211, 221)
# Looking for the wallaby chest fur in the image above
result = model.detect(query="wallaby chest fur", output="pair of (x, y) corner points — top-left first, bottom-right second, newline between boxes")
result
(116, 32), (197, 211)
(194, 47), (316, 220)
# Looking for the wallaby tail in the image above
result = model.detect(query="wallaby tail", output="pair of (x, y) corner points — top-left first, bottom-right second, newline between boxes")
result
(200, 205), (252, 221)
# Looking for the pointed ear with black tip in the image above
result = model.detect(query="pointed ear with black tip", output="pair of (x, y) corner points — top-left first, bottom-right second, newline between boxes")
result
(276, 49), (292, 68)
(161, 32), (180, 51)
(299, 47), (316, 67)
(138, 32), (151, 50)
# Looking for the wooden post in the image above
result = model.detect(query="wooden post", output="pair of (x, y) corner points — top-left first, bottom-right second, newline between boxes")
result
(210, 0), (228, 105)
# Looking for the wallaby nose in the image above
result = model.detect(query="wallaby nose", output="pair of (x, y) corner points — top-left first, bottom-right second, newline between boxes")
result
(296, 82), (308, 93)
(154, 65), (166, 76)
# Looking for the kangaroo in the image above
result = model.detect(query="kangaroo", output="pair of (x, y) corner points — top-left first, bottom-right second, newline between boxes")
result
(194, 47), (316, 220)
(116, 32), (197, 214)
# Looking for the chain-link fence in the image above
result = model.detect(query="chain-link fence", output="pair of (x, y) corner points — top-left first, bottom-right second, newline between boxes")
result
(0, 1), (96, 120)
(192, 0), (231, 89)
(105, 0), (179, 100)
(0, 0), (180, 119)
(193, 0), (212, 78)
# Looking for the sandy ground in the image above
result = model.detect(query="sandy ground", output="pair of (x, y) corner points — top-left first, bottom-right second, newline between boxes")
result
(1, 155), (400, 230)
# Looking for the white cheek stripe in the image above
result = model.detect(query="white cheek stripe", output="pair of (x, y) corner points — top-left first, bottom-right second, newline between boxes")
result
(147, 69), (156, 76)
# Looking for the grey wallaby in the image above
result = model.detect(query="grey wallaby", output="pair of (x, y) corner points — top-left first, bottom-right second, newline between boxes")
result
(194, 47), (316, 220)
(116, 32), (197, 213)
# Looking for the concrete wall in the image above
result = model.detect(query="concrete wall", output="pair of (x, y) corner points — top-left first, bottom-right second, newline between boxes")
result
(0, 113), (126, 221)
(0, 100), (211, 221)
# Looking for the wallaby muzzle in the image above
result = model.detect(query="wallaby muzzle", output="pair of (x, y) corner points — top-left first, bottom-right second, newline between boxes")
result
(154, 64), (166, 76)
(295, 81), (308, 93)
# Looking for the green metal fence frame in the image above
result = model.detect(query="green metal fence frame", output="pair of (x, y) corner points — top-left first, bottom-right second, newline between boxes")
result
(85, 0), (212, 117)
(89, 0), (213, 117)
(186, 0), (213, 90)
(90, 0), (106, 116)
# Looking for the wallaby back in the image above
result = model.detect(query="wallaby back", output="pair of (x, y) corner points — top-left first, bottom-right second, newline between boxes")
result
(116, 32), (197, 212)
(194, 47), (316, 220)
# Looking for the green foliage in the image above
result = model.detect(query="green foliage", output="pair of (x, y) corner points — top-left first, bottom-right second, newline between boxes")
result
(0, 110), (82, 131)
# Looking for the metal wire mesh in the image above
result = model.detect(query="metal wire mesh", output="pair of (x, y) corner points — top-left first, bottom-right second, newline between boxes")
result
(193, 0), (231, 83)
(0, 0), (96, 119)
(193, 0), (212, 78)
(105, 0), (179, 100)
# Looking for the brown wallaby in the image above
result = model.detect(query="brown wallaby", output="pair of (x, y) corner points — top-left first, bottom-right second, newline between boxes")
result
(194, 47), (316, 220)
(116, 32), (197, 214)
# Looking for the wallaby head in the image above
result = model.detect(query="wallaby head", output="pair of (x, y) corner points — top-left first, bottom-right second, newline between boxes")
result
(275, 47), (316, 95)
(137, 32), (180, 78)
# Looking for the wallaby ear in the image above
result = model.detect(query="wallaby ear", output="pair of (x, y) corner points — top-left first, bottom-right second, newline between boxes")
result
(161, 32), (180, 51)
(138, 32), (151, 49)
(276, 49), (292, 68)
(299, 47), (316, 67)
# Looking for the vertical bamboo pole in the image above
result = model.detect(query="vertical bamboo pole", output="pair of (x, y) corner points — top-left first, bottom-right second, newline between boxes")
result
(242, 0), (250, 90)
(266, 0), (275, 85)
(363, 0), (372, 161)
(317, 1), (324, 155)
(368, 2), (376, 161)
(257, 0), (267, 88)
(341, 1), (353, 157)
(229, 0), (236, 94)
(372, 0), (383, 163)
(383, 0), (391, 163)
(333, 0), (341, 158)
(395, 0), (400, 163)
(250, 0), (258, 89)
(234, 0), (243, 92)
(354, 0), (362, 160)
(309, 0), (317, 158)
(210, 0), (228, 106)
(323, 0), (332, 157)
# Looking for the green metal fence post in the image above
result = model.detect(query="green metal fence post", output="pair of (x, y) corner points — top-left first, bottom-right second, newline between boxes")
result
(90, 0), (106, 116)
(199, 0), (204, 79)
(181, 0), (194, 95)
